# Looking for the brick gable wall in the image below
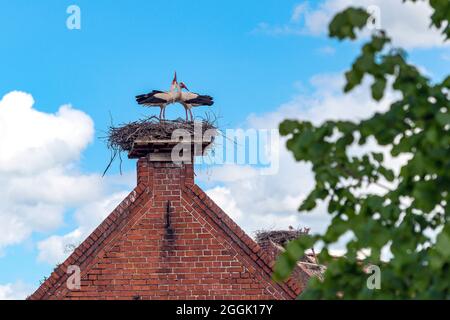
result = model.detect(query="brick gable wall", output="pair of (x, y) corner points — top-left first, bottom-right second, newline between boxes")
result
(29, 158), (300, 300)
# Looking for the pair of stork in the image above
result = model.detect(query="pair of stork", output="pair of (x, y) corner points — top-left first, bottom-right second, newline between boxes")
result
(135, 73), (214, 121)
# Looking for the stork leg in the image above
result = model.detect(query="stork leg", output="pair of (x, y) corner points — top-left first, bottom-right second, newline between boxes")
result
(162, 105), (166, 121)
(185, 107), (189, 122)
(189, 108), (194, 122)
(159, 107), (163, 121)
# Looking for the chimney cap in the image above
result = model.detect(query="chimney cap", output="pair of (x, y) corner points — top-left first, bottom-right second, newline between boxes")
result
(106, 118), (217, 162)
(128, 136), (214, 160)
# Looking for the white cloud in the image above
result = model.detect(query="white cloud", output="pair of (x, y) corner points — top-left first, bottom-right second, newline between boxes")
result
(73, 191), (130, 232)
(206, 186), (244, 221)
(291, 3), (308, 23)
(0, 281), (33, 300)
(202, 72), (403, 249)
(0, 91), (105, 253)
(199, 164), (259, 183)
(253, 0), (448, 49)
(247, 72), (396, 127)
(37, 229), (83, 266)
(0, 91), (93, 173)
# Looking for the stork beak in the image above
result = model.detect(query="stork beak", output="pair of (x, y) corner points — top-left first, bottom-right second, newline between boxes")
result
(172, 71), (178, 84)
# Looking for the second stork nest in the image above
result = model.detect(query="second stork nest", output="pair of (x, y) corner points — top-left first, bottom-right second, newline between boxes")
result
(255, 228), (310, 247)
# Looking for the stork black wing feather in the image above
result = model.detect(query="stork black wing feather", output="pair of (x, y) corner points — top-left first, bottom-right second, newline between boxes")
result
(135, 90), (165, 104)
(137, 96), (167, 105)
(186, 95), (214, 106)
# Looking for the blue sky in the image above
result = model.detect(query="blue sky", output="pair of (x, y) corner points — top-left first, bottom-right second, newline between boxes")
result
(0, 0), (448, 299)
(0, 0), (356, 174)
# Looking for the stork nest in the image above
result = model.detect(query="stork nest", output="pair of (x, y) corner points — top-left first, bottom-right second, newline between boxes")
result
(255, 228), (310, 247)
(102, 115), (218, 175)
(106, 116), (217, 152)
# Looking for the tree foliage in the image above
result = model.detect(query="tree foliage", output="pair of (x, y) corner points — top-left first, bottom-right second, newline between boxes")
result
(274, 1), (450, 299)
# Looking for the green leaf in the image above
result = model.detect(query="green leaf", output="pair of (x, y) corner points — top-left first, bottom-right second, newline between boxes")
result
(371, 77), (387, 101)
(273, 236), (315, 282)
(279, 120), (300, 136)
(436, 113), (450, 126)
(372, 152), (384, 162)
(435, 230), (450, 259)
(329, 8), (370, 40)
(379, 166), (395, 182)
(344, 70), (363, 92)
(412, 181), (440, 212)
(443, 75), (450, 88)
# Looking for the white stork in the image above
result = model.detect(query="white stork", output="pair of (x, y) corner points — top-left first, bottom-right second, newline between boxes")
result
(179, 82), (214, 121)
(135, 72), (180, 120)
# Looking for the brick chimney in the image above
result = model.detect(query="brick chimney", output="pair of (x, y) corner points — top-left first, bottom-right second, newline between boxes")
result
(29, 135), (301, 300)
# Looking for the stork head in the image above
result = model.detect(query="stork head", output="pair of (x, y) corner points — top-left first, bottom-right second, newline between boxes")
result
(179, 82), (189, 91)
